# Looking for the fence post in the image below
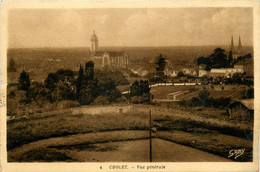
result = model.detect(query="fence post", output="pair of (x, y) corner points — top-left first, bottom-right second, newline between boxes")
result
(149, 109), (152, 162)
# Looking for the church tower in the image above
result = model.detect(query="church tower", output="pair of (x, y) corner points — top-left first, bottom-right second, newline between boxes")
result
(230, 36), (234, 52)
(90, 30), (98, 53)
(237, 35), (242, 55)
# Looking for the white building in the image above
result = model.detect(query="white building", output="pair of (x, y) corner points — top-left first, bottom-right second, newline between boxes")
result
(209, 68), (244, 78)
(198, 70), (208, 77)
(164, 66), (178, 77)
(183, 68), (197, 76)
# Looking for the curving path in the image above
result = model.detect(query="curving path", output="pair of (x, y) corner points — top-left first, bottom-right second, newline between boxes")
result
(8, 130), (231, 162)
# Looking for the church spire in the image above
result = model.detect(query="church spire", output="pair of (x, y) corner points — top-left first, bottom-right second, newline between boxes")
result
(238, 35), (242, 47)
(230, 36), (234, 52)
(237, 35), (242, 55)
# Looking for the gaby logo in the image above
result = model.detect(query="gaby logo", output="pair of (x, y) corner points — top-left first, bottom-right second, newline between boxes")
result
(228, 148), (245, 159)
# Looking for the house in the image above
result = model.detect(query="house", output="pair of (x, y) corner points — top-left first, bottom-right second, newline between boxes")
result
(227, 99), (254, 120)
(209, 68), (244, 78)
(183, 68), (197, 76)
(234, 59), (253, 77)
(234, 64), (244, 70)
(198, 70), (208, 77)
(164, 66), (178, 77)
(209, 68), (228, 77)
(199, 64), (207, 70)
(135, 68), (149, 77)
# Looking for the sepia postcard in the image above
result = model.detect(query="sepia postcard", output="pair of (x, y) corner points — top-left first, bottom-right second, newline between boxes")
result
(0, 0), (259, 171)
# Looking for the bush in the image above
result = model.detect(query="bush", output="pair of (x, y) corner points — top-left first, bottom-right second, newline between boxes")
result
(178, 100), (189, 107)
(130, 96), (144, 104)
(246, 87), (254, 99)
(18, 71), (30, 91)
(8, 91), (16, 98)
(28, 83), (52, 102)
(78, 87), (96, 105)
(206, 97), (231, 108)
(130, 94), (151, 104)
(95, 69), (129, 86)
(106, 89), (122, 103)
(116, 96), (128, 103)
(56, 100), (80, 109)
(93, 96), (109, 105)
(191, 97), (201, 106)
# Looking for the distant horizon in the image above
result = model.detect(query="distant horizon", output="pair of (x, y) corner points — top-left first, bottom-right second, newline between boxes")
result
(8, 44), (254, 50)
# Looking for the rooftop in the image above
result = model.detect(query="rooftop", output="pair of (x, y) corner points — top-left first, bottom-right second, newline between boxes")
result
(228, 99), (254, 110)
(240, 99), (254, 110)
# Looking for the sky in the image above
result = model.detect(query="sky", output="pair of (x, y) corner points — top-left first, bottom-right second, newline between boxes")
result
(8, 8), (253, 48)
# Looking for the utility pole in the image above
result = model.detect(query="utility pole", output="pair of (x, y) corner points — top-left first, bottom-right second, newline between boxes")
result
(149, 109), (152, 162)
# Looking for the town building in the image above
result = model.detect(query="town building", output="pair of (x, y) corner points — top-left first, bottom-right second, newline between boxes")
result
(164, 66), (178, 77)
(198, 70), (208, 77)
(90, 31), (129, 68)
(131, 66), (149, 77)
(227, 99), (254, 120)
(183, 68), (197, 76)
(209, 68), (244, 78)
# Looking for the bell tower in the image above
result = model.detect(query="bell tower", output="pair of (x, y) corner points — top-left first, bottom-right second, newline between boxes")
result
(90, 30), (98, 53)
(237, 35), (242, 55)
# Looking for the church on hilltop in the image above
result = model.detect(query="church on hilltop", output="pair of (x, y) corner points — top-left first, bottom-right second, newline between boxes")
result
(90, 31), (129, 68)
(230, 35), (243, 59)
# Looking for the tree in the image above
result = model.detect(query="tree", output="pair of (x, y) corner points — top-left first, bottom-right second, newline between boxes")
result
(209, 48), (228, 68)
(155, 54), (167, 76)
(27, 82), (51, 104)
(139, 80), (151, 102)
(45, 69), (74, 91)
(78, 79), (99, 105)
(198, 89), (209, 106)
(45, 73), (58, 91)
(55, 69), (74, 82)
(52, 81), (75, 101)
(196, 56), (210, 66)
(246, 87), (254, 99)
(130, 80), (141, 97)
(232, 73), (243, 85)
(76, 65), (84, 99)
(140, 80), (150, 95)
(85, 61), (94, 81)
(227, 51), (233, 67)
(18, 70), (30, 91)
(8, 58), (17, 72)
(129, 80), (151, 103)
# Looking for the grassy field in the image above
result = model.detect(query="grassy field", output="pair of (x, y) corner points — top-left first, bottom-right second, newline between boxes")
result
(7, 104), (253, 162)
(151, 85), (247, 100)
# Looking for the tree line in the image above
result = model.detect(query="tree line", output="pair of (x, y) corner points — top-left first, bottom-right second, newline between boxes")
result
(15, 61), (152, 106)
(196, 48), (252, 70)
(16, 61), (122, 105)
